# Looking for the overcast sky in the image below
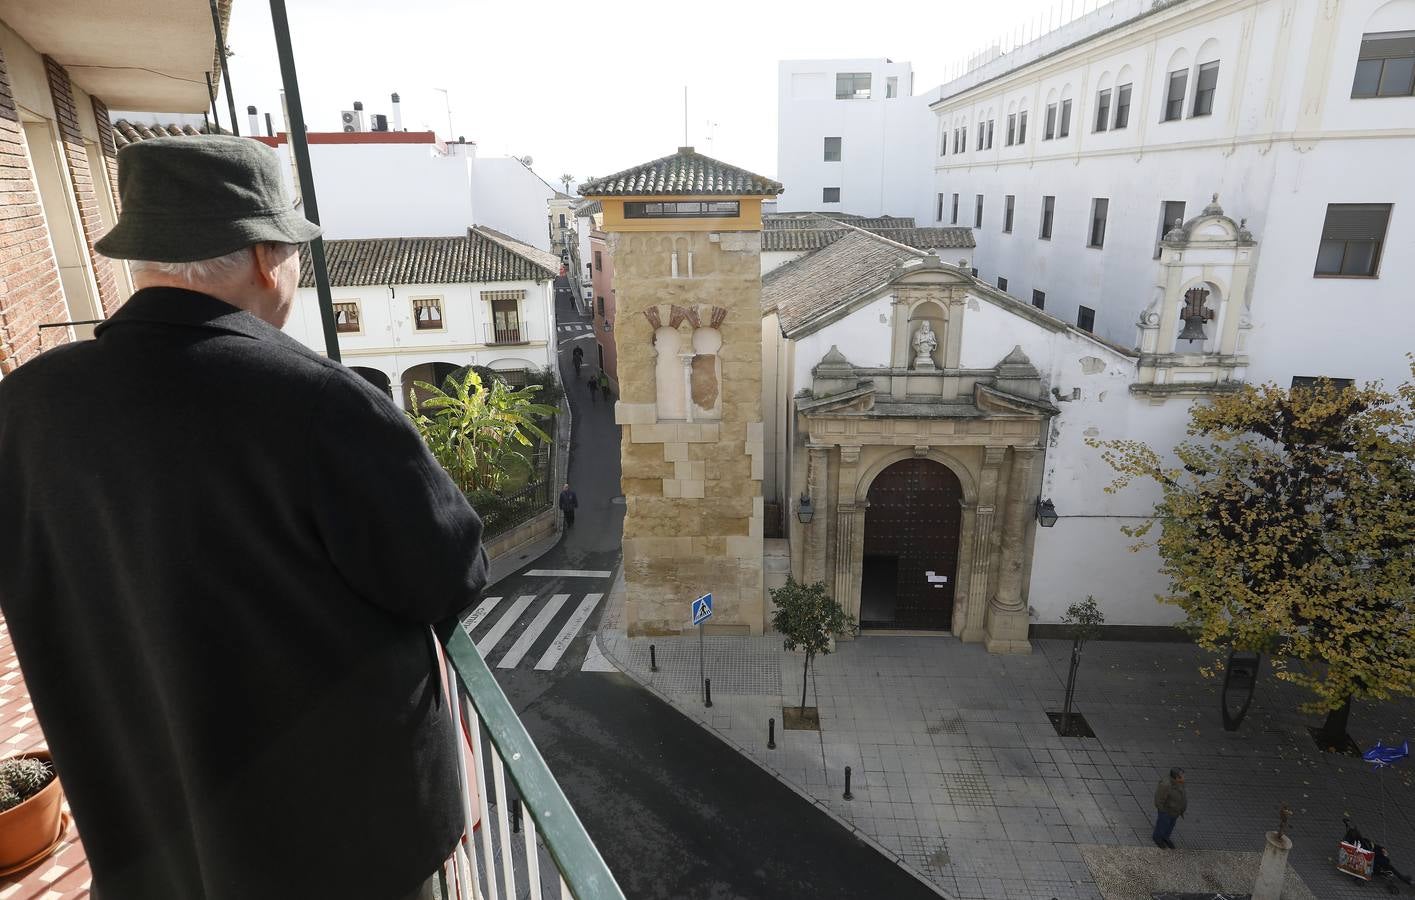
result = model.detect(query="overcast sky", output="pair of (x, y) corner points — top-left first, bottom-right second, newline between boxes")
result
(223, 0), (1080, 190)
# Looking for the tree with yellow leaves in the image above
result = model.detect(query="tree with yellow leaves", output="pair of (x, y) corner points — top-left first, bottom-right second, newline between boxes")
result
(1091, 368), (1415, 747)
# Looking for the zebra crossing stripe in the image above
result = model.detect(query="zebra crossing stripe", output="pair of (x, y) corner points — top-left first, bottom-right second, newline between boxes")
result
(475, 595), (536, 657)
(535, 593), (603, 671)
(461, 596), (502, 632)
(496, 593), (570, 669)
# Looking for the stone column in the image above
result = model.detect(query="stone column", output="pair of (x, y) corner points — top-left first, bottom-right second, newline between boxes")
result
(1252, 832), (1292, 900)
(390, 381), (406, 411)
(803, 443), (831, 585)
(680, 353), (695, 422)
(959, 447), (1007, 642)
(985, 448), (1038, 653)
(832, 446), (861, 616)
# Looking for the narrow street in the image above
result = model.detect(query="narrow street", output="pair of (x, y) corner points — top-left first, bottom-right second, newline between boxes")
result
(461, 280), (937, 899)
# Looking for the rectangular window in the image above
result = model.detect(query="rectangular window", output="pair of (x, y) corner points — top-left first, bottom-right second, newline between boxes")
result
(490, 295), (521, 344)
(1032, 289), (1045, 309)
(1017, 110), (1028, 143)
(597, 296), (605, 316)
(333, 301), (361, 334)
(1044, 103), (1057, 139)
(1058, 99), (1072, 137)
(1077, 305), (1095, 332)
(1352, 31), (1415, 98)
(1192, 61), (1219, 116)
(623, 201), (740, 218)
(952, 129), (960, 153)
(1003, 194), (1015, 233)
(1157, 200), (1186, 257)
(1095, 89), (1112, 131)
(986, 119), (994, 149)
(1040, 195), (1055, 239)
(951, 193), (960, 225)
(1314, 203), (1392, 277)
(1291, 376), (1355, 391)
(961, 126), (968, 151)
(413, 296), (443, 330)
(997, 276), (1008, 291)
(937, 192), (945, 222)
(1089, 198), (1109, 248)
(594, 250), (602, 270)
(1006, 113), (1016, 146)
(822, 187), (841, 203)
(887, 76), (899, 98)
(823, 136), (842, 161)
(835, 72), (872, 99)
(940, 128), (948, 156)
(975, 194), (984, 228)
(1114, 83), (1132, 128)
(1164, 69), (1188, 121)
(977, 126), (985, 151)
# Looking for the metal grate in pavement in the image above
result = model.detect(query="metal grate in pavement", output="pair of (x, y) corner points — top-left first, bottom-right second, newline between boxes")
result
(943, 773), (995, 807)
(928, 715), (967, 735)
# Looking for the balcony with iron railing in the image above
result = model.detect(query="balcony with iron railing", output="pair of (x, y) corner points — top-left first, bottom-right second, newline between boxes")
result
(486, 321), (533, 346)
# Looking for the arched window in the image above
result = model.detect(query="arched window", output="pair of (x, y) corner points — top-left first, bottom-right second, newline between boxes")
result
(1114, 65), (1135, 129)
(1094, 71), (1114, 132)
(1192, 39), (1222, 116)
(1353, 1), (1415, 97)
(1162, 48), (1192, 121)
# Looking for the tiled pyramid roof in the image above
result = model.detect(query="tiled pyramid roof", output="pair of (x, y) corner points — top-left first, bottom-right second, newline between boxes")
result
(579, 147), (782, 197)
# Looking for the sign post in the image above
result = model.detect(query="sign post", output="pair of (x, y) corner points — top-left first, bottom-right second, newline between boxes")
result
(692, 593), (713, 705)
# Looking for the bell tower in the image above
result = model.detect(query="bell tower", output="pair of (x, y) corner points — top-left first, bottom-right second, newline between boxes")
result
(580, 149), (783, 635)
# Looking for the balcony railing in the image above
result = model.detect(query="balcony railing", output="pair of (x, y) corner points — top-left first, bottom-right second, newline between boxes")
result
(486, 322), (532, 345)
(442, 623), (623, 899)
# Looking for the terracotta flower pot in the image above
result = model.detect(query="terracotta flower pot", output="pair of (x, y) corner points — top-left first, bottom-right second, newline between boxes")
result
(0, 750), (65, 876)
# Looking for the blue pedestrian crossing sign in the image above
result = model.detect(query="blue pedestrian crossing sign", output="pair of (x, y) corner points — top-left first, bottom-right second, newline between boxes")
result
(692, 593), (713, 625)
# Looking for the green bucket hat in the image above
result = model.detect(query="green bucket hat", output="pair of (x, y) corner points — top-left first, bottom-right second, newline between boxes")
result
(95, 134), (321, 262)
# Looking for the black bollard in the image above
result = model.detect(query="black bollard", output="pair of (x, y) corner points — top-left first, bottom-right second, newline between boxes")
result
(650, 644), (658, 672)
(768, 717), (777, 750)
(704, 677), (713, 708)
(843, 766), (854, 801)
(510, 800), (522, 834)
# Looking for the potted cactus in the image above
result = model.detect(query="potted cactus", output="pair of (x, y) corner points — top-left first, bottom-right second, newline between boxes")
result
(0, 751), (64, 875)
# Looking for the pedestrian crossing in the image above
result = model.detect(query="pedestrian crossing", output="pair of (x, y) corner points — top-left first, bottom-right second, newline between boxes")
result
(557, 323), (593, 334)
(460, 590), (606, 673)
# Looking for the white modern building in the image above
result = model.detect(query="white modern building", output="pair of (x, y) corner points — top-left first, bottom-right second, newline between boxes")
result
(771, 0), (1415, 638)
(282, 226), (559, 408)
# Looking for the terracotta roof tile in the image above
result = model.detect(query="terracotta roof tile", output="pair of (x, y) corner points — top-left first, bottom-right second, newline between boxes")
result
(112, 119), (228, 148)
(765, 230), (923, 334)
(580, 147), (782, 197)
(297, 229), (556, 288)
(760, 213), (973, 252)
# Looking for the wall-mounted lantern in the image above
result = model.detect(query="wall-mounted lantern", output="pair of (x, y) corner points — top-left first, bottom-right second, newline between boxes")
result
(796, 494), (814, 524)
(1036, 498), (1059, 527)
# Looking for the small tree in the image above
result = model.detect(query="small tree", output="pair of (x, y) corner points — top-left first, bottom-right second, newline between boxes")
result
(770, 577), (858, 713)
(559, 173), (574, 194)
(410, 367), (555, 495)
(1092, 369), (1415, 745)
(1059, 596), (1105, 735)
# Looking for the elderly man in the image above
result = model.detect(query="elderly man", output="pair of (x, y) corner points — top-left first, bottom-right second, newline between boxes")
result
(1153, 767), (1188, 849)
(0, 136), (486, 899)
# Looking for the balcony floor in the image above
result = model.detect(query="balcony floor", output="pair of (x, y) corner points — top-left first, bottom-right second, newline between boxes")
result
(0, 617), (91, 899)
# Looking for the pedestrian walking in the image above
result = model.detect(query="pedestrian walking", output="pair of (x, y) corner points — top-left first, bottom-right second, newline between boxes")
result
(0, 136), (489, 900)
(1152, 767), (1187, 849)
(597, 370), (611, 402)
(558, 483), (579, 527)
(572, 345), (584, 376)
(587, 373), (599, 403)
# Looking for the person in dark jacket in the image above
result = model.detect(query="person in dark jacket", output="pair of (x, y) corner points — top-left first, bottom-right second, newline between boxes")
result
(1152, 767), (1188, 849)
(558, 483), (579, 527)
(0, 136), (486, 900)
(587, 373), (599, 403)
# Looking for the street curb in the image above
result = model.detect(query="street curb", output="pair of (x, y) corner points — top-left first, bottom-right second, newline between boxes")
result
(592, 596), (953, 900)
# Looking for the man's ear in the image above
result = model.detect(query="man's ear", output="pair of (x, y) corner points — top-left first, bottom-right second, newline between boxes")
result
(251, 243), (283, 290)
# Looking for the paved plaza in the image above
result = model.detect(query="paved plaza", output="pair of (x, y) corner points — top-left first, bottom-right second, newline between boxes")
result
(595, 580), (1415, 900)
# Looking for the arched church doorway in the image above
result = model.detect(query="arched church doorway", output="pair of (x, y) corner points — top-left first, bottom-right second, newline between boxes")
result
(860, 458), (962, 630)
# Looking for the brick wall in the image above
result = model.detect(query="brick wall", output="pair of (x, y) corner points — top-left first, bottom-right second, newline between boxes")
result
(90, 96), (119, 216)
(0, 45), (65, 375)
(43, 56), (118, 316)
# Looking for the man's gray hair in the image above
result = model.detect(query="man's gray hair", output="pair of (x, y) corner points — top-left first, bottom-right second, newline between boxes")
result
(129, 247), (254, 283)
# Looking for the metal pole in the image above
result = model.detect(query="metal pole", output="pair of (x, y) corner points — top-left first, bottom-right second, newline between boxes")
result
(698, 622), (704, 704)
(269, 0), (341, 361)
(209, 0), (239, 135)
(204, 72), (221, 133)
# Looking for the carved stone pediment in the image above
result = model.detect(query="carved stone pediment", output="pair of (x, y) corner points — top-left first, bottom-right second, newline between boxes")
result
(974, 382), (1057, 417)
(798, 382), (877, 415)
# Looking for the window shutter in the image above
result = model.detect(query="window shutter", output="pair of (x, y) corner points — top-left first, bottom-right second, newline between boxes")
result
(1322, 204), (1391, 240)
(1360, 31), (1415, 60)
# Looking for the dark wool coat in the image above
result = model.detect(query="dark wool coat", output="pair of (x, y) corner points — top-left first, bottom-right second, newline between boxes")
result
(0, 288), (488, 900)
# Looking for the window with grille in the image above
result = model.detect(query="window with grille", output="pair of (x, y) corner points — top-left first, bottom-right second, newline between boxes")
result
(824, 136), (842, 161)
(413, 297), (443, 330)
(1040, 195), (1055, 239)
(835, 72), (872, 99)
(975, 194), (984, 228)
(597, 296), (605, 316)
(333, 301), (360, 333)
(1003, 195), (1015, 233)
(594, 250), (602, 271)
(1156, 200), (1186, 257)
(1044, 103), (1057, 139)
(1006, 113), (1016, 145)
(1077, 305), (1095, 332)
(1018, 110), (1028, 143)
(997, 276), (1008, 291)
(1058, 99), (1072, 137)
(1192, 61), (1219, 116)
(1114, 83), (1132, 128)
(1095, 89), (1111, 131)
(624, 201), (740, 218)
(1032, 289), (1045, 309)
(1164, 69), (1187, 121)
(1352, 31), (1415, 98)
(1089, 198), (1109, 248)
(1314, 203), (1391, 277)
(823, 187), (840, 203)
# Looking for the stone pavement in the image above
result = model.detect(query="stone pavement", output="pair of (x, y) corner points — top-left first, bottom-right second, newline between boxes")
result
(594, 579), (1415, 900)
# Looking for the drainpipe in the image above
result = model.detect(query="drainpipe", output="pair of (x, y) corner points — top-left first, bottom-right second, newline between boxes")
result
(269, 0), (340, 361)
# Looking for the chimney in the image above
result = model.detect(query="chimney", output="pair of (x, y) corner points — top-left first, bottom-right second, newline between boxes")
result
(264, 112), (274, 137)
(390, 92), (402, 131)
(352, 100), (365, 131)
(246, 105), (259, 137)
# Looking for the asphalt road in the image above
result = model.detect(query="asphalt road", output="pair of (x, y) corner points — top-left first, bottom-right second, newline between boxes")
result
(467, 281), (936, 899)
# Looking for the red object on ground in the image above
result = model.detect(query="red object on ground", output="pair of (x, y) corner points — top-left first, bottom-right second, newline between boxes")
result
(1338, 841), (1375, 880)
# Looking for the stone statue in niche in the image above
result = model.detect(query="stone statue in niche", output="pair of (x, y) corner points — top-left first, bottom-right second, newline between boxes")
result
(912, 320), (939, 369)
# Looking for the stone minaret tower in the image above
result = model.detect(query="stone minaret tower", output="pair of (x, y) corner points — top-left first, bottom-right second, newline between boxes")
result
(580, 148), (782, 635)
